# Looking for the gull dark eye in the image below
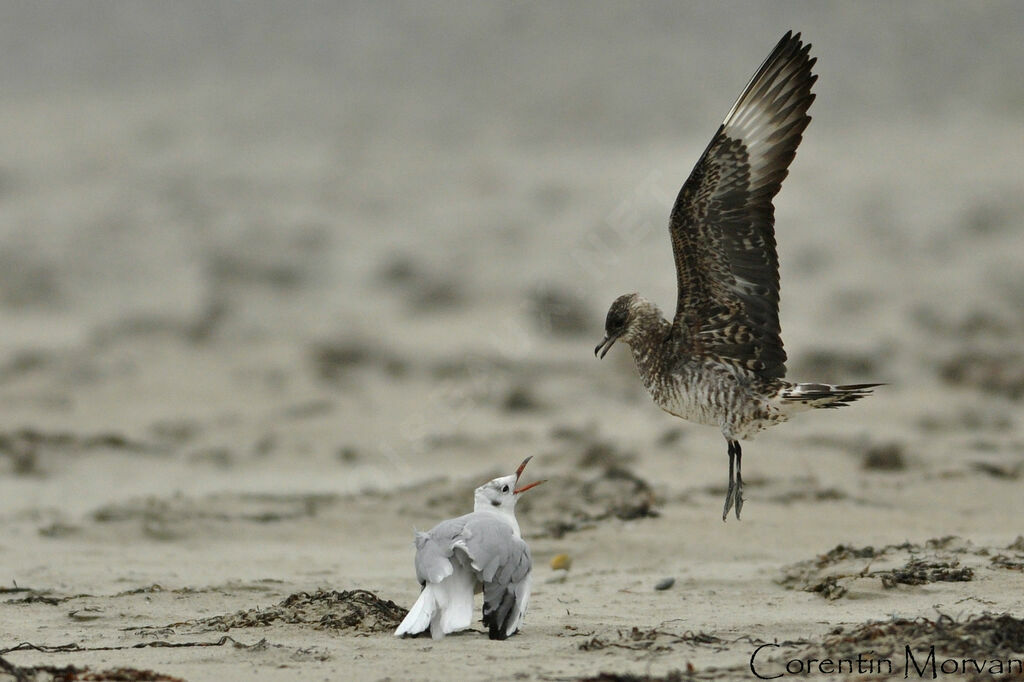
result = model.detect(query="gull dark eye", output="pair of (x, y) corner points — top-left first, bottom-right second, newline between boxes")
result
(501, 485), (509, 493)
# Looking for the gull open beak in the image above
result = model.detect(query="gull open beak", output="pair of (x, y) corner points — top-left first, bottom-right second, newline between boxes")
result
(513, 455), (546, 495)
(594, 334), (619, 359)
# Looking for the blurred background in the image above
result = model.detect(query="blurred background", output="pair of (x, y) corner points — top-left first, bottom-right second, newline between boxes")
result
(3, 7), (1023, 677)
(0, 2), (1022, 500)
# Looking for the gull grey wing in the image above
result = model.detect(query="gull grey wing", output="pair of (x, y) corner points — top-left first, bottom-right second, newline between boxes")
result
(451, 516), (532, 640)
(668, 31), (816, 379)
(413, 515), (471, 585)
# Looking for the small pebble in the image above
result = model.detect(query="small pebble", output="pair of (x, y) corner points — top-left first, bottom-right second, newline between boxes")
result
(550, 553), (572, 571)
(654, 577), (675, 591)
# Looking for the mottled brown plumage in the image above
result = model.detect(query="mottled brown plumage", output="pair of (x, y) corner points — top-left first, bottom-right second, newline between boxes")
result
(669, 31), (815, 379)
(595, 32), (880, 521)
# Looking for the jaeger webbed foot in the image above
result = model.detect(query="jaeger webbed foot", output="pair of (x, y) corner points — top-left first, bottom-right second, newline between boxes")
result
(734, 471), (743, 520)
(733, 440), (743, 520)
(737, 438), (745, 518)
(722, 479), (735, 521)
(722, 440), (737, 522)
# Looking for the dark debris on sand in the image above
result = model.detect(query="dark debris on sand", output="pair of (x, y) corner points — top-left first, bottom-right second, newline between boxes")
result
(575, 672), (695, 682)
(576, 439), (636, 469)
(879, 558), (973, 588)
(308, 339), (409, 382)
(0, 429), (153, 476)
(861, 442), (906, 471)
(789, 348), (880, 381)
(501, 384), (543, 412)
(0, 658), (185, 682)
(527, 285), (591, 337)
(989, 554), (1024, 571)
(940, 351), (1024, 400)
(767, 485), (848, 504)
(971, 460), (1023, 480)
(91, 493), (340, 540)
(579, 626), (724, 654)
(375, 254), (466, 313)
(819, 613), (1024, 661)
(989, 537), (1024, 571)
(916, 408), (1013, 434)
(779, 537), (983, 599)
(749, 614), (1024, 681)
(521, 465), (659, 539)
(186, 589), (406, 634)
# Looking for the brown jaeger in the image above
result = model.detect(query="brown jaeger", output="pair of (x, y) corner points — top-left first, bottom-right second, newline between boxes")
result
(595, 32), (880, 521)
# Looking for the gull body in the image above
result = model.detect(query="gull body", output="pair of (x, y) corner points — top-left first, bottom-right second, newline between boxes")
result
(394, 458), (544, 640)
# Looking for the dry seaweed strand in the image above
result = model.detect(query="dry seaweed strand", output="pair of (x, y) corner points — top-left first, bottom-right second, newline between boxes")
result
(577, 625), (809, 658)
(816, 612), (1024, 661)
(0, 635), (263, 657)
(578, 626), (726, 653)
(879, 558), (973, 588)
(990, 554), (1024, 571)
(0, 656), (186, 682)
(779, 537), (984, 599)
(0, 637), (265, 682)
(574, 673), (693, 682)
(4, 585), (191, 607)
(143, 589), (406, 634)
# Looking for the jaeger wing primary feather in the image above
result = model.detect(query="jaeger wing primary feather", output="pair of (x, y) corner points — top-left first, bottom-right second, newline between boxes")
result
(668, 31), (816, 380)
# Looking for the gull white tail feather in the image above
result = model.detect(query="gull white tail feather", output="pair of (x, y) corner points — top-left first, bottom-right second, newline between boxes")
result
(393, 585), (435, 638)
(437, 563), (475, 636)
(393, 565), (476, 639)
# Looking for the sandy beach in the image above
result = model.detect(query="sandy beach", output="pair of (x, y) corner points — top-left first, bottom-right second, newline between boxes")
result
(2, 3), (1024, 680)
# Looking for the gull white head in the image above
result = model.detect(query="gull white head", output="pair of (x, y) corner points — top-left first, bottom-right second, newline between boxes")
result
(473, 456), (546, 520)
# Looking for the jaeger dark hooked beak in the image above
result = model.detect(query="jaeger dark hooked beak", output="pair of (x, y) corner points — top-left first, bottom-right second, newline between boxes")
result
(513, 455), (545, 495)
(594, 334), (619, 359)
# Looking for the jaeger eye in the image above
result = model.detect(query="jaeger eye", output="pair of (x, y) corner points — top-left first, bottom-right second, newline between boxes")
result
(501, 485), (509, 493)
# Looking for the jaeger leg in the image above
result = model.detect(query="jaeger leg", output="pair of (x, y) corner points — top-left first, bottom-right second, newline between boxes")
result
(722, 440), (736, 521)
(733, 440), (743, 520)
